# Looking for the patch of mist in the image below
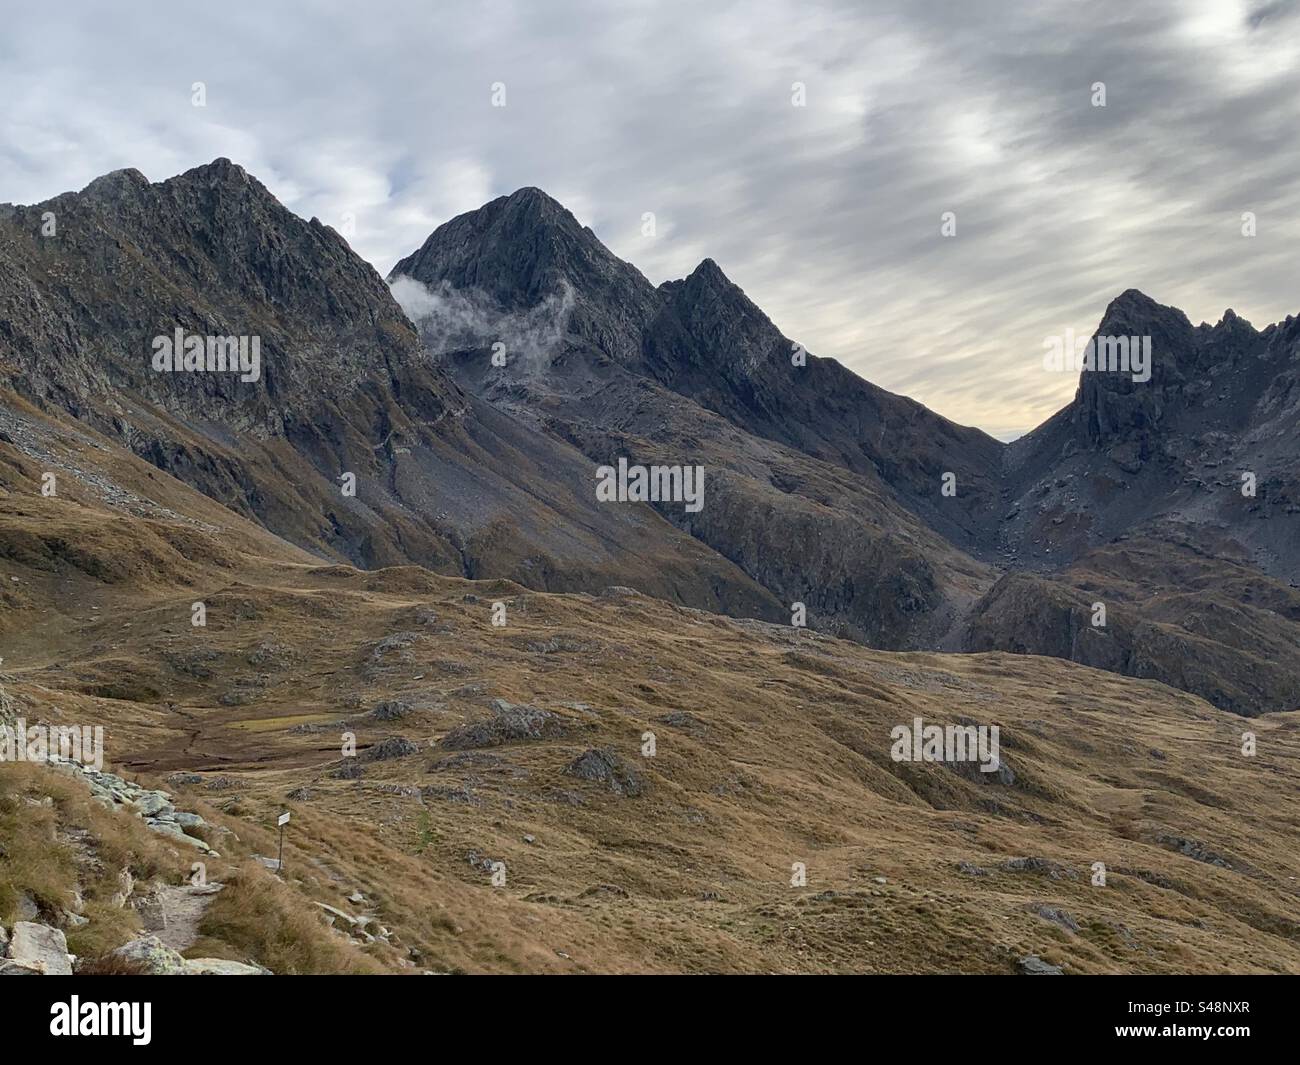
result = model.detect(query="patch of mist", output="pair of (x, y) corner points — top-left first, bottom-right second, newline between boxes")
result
(390, 275), (574, 372)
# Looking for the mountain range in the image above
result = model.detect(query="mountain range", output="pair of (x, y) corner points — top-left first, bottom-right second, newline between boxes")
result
(3, 159), (1298, 717)
(2, 159), (1299, 975)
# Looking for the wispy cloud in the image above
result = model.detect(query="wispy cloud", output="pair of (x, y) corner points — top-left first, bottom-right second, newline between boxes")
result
(3, 0), (1298, 438)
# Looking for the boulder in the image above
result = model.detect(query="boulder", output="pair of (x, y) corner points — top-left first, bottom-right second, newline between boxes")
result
(1028, 903), (1080, 934)
(441, 700), (567, 750)
(359, 736), (420, 762)
(7, 923), (72, 975)
(147, 820), (211, 851)
(133, 791), (174, 818)
(331, 758), (363, 780)
(110, 936), (187, 975)
(564, 748), (645, 796)
(313, 902), (359, 927)
(1016, 954), (1064, 975)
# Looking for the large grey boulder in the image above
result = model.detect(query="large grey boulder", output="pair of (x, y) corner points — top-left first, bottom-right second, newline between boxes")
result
(147, 820), (211, 851)
(7, 923), (72, 975)
(133, 791), (174, 818)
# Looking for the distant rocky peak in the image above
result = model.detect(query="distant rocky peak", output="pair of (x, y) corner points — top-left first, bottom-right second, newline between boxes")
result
(497, 185), (576, 224)
(80, 167), (151, 202)
(682, 256), (730, 289)
(1211, 306), (1259, 337)
(391, 186), (661, 363)
(1094, 289), (1193, 344)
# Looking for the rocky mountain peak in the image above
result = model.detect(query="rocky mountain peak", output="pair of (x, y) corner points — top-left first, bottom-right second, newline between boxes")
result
(390, 186), (660, 364)
(0, 156), (447, 427)
(1212, 306), (1258, 338)
(682, 256), (730, 288)
(77, 167), (151, 207)
(650, 256), (783, 379)
(193, 156), (251, 182)
(1094, 288), (1193, 342)
(499, 184), (572, 220)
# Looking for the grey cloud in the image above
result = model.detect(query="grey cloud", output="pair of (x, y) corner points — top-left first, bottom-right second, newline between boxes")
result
(3, 0), (1298, 439)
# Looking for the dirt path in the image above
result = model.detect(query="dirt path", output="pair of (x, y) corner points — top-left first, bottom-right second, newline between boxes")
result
(154, 883), (223, 953)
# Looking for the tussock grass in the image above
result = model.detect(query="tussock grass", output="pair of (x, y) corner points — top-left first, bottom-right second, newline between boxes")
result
(197, 863), (386, 974)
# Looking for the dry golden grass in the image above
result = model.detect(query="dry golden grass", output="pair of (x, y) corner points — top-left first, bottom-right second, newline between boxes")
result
(193, 865), (386, 975)
(2, 418), (1299, 974)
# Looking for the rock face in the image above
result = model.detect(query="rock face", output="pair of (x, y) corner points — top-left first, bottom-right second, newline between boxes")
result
(1, 160), (444, 425)
(393, 188), (995, 650)
(1004, 290), (1300, 577)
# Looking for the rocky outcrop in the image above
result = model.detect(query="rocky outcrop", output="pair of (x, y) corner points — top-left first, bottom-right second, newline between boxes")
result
(964, 536), (1300, 715)
(564, 748), (645, 797)
(3, 922), (72, 975)
(108, 935), (268, 975)
(440, 699), (569, 750)
(49, 761), (217, 853)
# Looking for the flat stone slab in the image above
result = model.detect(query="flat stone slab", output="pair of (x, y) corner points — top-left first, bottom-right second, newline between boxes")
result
(183, 958), (270, 975)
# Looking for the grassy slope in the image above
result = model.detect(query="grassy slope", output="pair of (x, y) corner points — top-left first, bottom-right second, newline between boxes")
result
(1, 402), (1298, 974)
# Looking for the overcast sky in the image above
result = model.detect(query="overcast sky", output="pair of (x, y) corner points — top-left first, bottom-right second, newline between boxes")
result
(3, 0), (1298, 438)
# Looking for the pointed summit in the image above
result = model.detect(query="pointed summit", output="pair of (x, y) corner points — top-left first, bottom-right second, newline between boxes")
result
(80, 167), (150, 203)
(390, 187), (660, 362)
(176, 156), (252, 185)
(684, 257), (729, 286)
(391, 184), (629, 301)
(1213, 306), (1257, 335)
(653, 257), (780, 376)
(499, 185), (570, 217)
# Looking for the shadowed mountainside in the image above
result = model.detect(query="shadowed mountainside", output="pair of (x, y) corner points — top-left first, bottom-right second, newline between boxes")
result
(391, 188), (1300, 714)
